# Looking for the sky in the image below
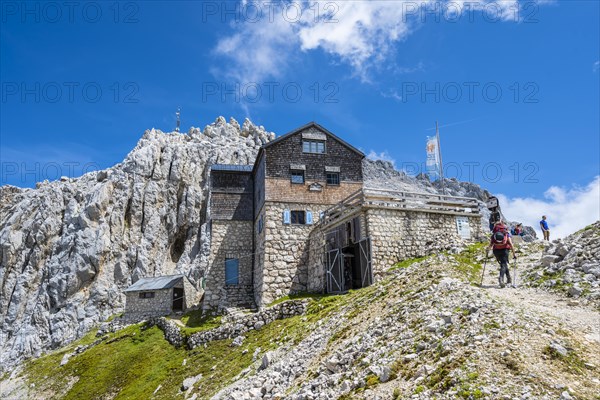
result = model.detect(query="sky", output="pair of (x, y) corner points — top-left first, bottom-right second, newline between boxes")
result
(1, 0), (599, 237)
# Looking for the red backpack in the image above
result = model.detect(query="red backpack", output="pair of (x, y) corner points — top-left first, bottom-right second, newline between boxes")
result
(492, 231), (510, 249)
(493, 223), (508, 234)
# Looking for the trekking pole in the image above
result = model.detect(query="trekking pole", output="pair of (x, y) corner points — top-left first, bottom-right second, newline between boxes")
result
(513, 257), (518, 288)
(480, 251), (488, 287)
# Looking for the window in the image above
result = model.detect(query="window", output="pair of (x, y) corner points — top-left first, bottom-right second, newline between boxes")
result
(326, 172), (340, 185)
(291, 210), (306, 224)
(302, 140), (325, 154)
(138, 292), (155, 299)
(291, 170), (304, 184)
(225, 258), (239, 285)
(257, 214), (264, 234)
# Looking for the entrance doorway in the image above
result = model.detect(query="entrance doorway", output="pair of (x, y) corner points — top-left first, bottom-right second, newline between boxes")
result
(172, 288), (184, 311)
(326, 237), (372, 294)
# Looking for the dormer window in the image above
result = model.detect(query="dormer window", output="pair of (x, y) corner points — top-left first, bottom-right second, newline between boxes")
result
(303, 140), (325, 154)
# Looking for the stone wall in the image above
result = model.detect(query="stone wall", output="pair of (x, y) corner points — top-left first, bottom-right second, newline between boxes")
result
(147, 317), (184, 347)
(253, 204), (267, 308)
(307, 227), (326, 293)
(205, 220), (255, 310)
(182, 277), (202, 310)
(188, 300), (308, 349)
(124, 289), (173, 320)
(304, 208), (483, 294)
(365, 209), (483, 279)
(256, 202), (329, 307)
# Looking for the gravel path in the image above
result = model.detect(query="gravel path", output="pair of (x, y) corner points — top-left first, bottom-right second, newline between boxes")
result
(480, 254), (600, 345)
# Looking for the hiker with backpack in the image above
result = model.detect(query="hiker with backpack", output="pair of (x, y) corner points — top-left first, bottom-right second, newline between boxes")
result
(487, 222), (517, 288)
(511, 223), (524, 236)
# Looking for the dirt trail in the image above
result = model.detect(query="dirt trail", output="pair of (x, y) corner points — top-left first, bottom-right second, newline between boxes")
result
(479, 249), (600, 345)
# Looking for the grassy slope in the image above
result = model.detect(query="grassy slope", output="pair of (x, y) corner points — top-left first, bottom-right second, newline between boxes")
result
(18, 290), (369, 399)
(14, 242), (600, 399)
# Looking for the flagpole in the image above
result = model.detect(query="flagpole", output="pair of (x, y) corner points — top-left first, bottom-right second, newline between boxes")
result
(436, 121), (445, 195)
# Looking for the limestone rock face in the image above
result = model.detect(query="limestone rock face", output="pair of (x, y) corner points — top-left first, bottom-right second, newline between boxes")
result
(0, 117), (273, 370)
(523, 221), (600, 305)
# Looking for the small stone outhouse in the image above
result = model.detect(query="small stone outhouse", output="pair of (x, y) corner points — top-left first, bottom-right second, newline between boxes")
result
(124, 274), (200, 319)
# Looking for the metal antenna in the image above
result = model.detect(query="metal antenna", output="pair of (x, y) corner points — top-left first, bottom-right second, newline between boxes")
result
(175, 107), (181, 132)
(436, 121), (446, 195)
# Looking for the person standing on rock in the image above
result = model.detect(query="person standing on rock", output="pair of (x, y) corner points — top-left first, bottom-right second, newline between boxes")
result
(540, 215), (550, 241)
(512, 223), (524, 237)
(488, 230), (517, 288)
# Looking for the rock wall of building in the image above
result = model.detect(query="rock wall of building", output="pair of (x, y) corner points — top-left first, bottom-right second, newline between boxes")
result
(256, 202), (329, 307)
(366, 209), (483, 279)
(182, 278), (201, 310)
(204, 220), (254, 309)
(124, 289), (173, 320)
(307, 227), (326, 293)
(253, 204), (267, 308)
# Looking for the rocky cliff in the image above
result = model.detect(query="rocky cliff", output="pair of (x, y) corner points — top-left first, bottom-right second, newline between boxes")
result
(0, 118), (514, 371)
(522, 221), (600, 308)
(0, 117), (274, 370)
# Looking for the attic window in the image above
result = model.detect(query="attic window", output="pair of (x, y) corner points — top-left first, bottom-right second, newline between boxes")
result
(302, 140), (325, 154)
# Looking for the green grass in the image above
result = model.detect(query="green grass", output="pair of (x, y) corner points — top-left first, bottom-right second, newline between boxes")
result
(22, 292), (361, 400)
(452, 243), (487, 284)
(267, 292), (332, 307)
(177, 309), (222, 336)
(542, 345), (588, 375)
(390, 255), (429, 271)
(25, 324), (184, 400)
(106, 313), (124, 322)
(574, 223), (599, 235)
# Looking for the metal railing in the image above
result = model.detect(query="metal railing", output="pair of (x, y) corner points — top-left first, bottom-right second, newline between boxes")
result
(320, 188), (480, 227)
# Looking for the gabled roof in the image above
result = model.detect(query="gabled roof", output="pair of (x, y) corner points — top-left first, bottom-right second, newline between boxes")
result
(262, 122), (365, 157)
(124, 274), (184, 292)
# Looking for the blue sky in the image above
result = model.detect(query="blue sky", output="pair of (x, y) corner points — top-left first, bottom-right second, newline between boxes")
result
(1, 0), (599, 235)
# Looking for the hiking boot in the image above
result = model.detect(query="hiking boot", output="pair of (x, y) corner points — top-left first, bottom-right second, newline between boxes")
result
(498, 278), (505, 288)
(507, 278), (512, 284)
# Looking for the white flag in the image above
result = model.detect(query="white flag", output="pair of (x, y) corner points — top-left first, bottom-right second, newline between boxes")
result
(426, 136), (440, 179)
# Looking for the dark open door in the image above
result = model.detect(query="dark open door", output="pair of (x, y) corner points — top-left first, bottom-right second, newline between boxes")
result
(326, 249), (344, 293)
(172, 288), (184, 311)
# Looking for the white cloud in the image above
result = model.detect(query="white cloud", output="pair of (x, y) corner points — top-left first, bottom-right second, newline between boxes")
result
(380, 89), (402, 102)
(496, 177), (600, 239)
(367, 150), (396, 167)
(594, 60), (600, 73)
(212, 1), (541, 83)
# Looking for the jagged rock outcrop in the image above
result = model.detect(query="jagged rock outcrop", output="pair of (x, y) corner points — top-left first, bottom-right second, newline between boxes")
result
(0, 117), (274, 370)
(522, 221), (600, 307)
